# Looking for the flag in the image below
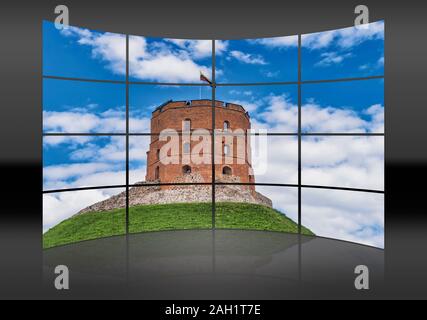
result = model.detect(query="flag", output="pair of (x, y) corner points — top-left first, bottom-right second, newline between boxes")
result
(200, 71), (212, 84)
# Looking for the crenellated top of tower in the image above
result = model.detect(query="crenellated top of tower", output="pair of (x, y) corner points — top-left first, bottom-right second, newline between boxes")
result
(152, 99), (250, 119)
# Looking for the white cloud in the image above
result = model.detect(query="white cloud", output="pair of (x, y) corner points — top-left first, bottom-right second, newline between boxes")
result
(43, 136), (91, 147)
(301, 21), (384, 68)
(42, 124), (150, 231)
(302, 21), (384, 50)
(252, 94), (298, 132)
(246, 93), (384, 189)
(60, 135), (149, 164)
(76, 137), (125, 162)
(302, 30), (336, 50)
(315, 52), (353, 67)
(253, 137), (298, 184)
(248, 94), (384, 134)
(192, 40), (215, 58)
(249, 35), (298, 48)
(43, 111), (101, 133)
(43, 164), (147, 232)
(214, 40), (228, 55)
(227, 90), (253, 96)
(165, 39), (227, 59)
(73, 170), (126, 187)
(336, 22), (384, 48)
(257, 186), (298, 221)
(43, 109), (151, 135)
(301, 189), (384, 247)
(302, 103), (366, 132)
(128, 35), (147, 61)
(128, 35), (213, 82)
(44, 162), (114, 182)
(364, 104), (384, 132)
(61, 26), (126, 75)
(229, 50), (267, 65)
(43, 134), (149, 192)
(358, 55), (384, 72)
(226, 99), (260, 113)
(301, 136), (384, 190)
(130, 53), (211, 82)
(60, 27), (214, 82)
(264, 70), (280, 78)
(43, 189), (119, 233)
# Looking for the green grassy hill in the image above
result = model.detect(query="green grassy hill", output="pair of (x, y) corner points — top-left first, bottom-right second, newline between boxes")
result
(43, 202), (314, 249)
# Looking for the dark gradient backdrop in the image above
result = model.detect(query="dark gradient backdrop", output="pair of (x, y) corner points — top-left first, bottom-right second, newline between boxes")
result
(0, 0), (426, 299)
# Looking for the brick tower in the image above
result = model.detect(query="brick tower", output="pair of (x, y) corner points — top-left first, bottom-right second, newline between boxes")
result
(145, 99), (256, 188)
(78, 99), (273, 215)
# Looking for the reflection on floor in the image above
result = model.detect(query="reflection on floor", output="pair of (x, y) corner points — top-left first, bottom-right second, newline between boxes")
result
(43, 229), (384, 299)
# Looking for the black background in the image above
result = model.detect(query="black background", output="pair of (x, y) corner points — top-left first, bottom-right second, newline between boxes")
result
(0, 0), (426, 300)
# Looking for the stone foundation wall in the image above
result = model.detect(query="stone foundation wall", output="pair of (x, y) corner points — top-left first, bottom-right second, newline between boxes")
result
(77, 173), (272, 215)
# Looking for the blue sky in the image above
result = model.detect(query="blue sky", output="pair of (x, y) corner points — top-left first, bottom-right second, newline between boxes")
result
(216, 36), (298, 83)
(43, 22), (126, 80)
(301, 23), (384, 80)
(42, 20), (385, 247)
(43, 79), (126, 133)
(129, 84), (211, 133)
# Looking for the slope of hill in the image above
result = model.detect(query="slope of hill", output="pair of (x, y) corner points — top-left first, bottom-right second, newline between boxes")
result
(43, 202), (314, 249)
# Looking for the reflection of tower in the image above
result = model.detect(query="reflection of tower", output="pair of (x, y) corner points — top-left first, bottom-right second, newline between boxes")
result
(145, 99), (256, 189)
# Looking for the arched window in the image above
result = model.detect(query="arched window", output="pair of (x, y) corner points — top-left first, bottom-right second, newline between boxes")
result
(222, 166), (232, 175)
(183, 119), (191, 132)
(155, 166), (160, 180)
(223, 121), (230, 131)
(224, 144), (230, 156)
(182, 165), (191, 175)
(156, 149), (160, 161)
(183, 142), (190, 153)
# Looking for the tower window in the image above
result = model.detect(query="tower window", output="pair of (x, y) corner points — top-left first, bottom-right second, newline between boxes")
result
(222, 166), (232, 175)
(223, 121), (230, 131)
(224, 144), (231, 156)
(183, 142), (190, 153)
(156, 149), (160, 161)
(182, 165), (192, 175)
(155, 166), (160, 180)
(183, 119), (191, 132)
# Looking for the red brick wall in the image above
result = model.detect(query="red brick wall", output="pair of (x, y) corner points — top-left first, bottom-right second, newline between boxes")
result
(146, 100), (254, 189)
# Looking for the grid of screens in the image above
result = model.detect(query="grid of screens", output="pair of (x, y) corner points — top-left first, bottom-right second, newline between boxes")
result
(43, 20), (384, 249)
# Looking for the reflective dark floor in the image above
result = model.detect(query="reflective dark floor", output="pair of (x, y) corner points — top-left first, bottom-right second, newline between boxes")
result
(43, 230), (384, 299)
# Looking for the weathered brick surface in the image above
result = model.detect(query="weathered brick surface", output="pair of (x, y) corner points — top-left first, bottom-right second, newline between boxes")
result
(147, 100), (254, 187)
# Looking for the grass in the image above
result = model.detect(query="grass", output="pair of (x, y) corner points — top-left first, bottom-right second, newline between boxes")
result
(43, 202), (314, 249)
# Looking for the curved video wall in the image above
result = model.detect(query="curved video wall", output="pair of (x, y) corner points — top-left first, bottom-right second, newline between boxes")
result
(42, 20), (384, 249)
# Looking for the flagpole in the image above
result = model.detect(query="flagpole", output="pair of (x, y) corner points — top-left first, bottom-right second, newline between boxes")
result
(199, 70), (212, 100)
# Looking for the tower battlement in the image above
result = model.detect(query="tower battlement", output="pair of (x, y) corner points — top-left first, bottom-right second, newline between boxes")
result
(152, 99), (250, 119)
